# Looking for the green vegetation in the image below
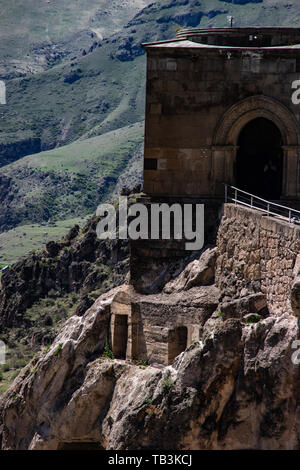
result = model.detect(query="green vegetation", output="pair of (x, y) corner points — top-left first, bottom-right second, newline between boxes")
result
(43, 345), (51, 355)
(0, 291), (82, 392)
(103, 340), (114, 360)
(135, 358), (148, 367)
(0, 0), (150, 77)
(160, 376), (175, 393)
(0, 0), (299, 396)
(0, 216), (88, 266)
(245, 314), (261, 324)
(54, 343), (63, 356)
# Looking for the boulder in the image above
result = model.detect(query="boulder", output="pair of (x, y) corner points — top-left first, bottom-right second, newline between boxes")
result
(163, 247), (218, 294)
(220, 293), (267, 320)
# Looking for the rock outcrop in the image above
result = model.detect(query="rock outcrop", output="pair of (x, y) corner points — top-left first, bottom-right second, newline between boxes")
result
(0, 288), (299, 449)
(0, 204), (299, 450)
(163, 247), (218, 294)
(0, 216), (129, 329)
(291, 254), (300, 317)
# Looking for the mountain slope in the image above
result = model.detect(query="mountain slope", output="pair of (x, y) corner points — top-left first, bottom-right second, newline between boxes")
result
(0, 122), (143, 232)
(0, 0), (152, 77)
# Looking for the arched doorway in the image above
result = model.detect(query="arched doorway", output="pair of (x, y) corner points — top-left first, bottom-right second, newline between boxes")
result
(213, 95), (300, 199)
(236, 117), (283, 199)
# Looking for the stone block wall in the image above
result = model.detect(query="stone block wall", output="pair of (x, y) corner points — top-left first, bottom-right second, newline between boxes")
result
(109, 285), (218, 366)
(143, 45), (300, 199)
(216, 204), (300, 316)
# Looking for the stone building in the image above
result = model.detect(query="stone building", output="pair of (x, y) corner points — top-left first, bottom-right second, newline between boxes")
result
(142, 27), (300, 201)
(110, 27), (300, 366)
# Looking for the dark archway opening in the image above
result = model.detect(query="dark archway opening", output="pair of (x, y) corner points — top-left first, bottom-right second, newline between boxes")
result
(236, 117), (283, 199)
(168, 326), (188, 365)
(112, 314), (128, 359)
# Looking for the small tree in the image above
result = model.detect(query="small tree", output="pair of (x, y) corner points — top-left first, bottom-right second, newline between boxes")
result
(103, 339), (114, 359)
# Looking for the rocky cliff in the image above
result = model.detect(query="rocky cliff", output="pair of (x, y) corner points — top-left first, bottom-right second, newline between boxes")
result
(0, 277), (299, 450)
(0, 215), (128, 330)
(0, 205), (299, 450)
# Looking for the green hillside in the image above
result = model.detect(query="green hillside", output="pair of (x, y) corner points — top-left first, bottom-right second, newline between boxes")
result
(0, 0), (151, 77)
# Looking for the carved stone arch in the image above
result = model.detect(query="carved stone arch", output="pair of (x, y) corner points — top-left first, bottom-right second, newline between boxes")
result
(213, 95), (300, 146)
(211, 95), (300, 197)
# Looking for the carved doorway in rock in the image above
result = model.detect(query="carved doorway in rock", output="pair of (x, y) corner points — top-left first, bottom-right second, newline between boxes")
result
(112, 314), (128, 359)
(236, 117), (283, 199)
(168, 326), (188, 364)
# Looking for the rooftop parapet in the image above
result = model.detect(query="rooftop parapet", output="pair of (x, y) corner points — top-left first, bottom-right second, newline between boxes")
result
(175, 26), (300, 48)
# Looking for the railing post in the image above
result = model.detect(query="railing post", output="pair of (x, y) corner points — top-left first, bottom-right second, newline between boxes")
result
(223, 184), (300, 222)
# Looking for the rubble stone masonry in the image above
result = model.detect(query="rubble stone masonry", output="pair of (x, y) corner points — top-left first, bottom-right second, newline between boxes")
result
(216, 203), (300, 316)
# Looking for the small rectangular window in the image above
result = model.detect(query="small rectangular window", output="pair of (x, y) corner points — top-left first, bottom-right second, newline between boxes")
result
(144, 158), (157, 170)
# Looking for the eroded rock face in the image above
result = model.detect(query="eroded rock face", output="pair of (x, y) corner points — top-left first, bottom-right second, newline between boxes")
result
(163, 247), (218, 294)
(1, 204), (300, 450)
(0, 286), (299, 450)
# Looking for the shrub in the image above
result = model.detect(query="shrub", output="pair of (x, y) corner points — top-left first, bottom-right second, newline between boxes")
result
(103, 340), (114, 359)
(160, 377), (174, 393)
(54, 343), (63, 356)
(43, 345), (51, 354)
(246, 314), (261, 324)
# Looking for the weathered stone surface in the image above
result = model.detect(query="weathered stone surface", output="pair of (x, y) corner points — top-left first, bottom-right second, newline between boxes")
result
(291, 254), (300, 317)
(0, 216), (129, 329)
(221, 293), (267, 320)
(291, 279), (300, 317)
(143, 28), (300, 199)
(163, 247), (218, 293)
(216, 204), (300, 317)
(0, 204), (300, 450)
(109, 283), (220, 366)
(0, 304), (299, 450)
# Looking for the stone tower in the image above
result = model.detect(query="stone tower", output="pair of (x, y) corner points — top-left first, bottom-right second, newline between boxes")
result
(142, 27), (300, 202)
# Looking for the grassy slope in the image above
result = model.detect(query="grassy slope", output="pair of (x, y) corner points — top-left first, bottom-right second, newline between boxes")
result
(2, 0), (300, 148)
(7, 121), (144, 175)
(0, 0), (151, 74)
(0, 217), (87, 266)
(0, 121), (143, 264)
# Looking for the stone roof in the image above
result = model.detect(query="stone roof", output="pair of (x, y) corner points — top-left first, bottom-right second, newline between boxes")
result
(142, 26), (300, 51)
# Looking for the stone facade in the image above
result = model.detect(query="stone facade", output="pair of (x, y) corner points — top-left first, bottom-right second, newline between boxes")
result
(142, 27), (300, 200)
(216, 204), (300, 316)
(125, 28), (300, 365)
(110, 281), (219, 366)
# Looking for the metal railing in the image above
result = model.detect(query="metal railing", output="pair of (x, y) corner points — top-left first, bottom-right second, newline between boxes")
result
(224, 183), (300, 224)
